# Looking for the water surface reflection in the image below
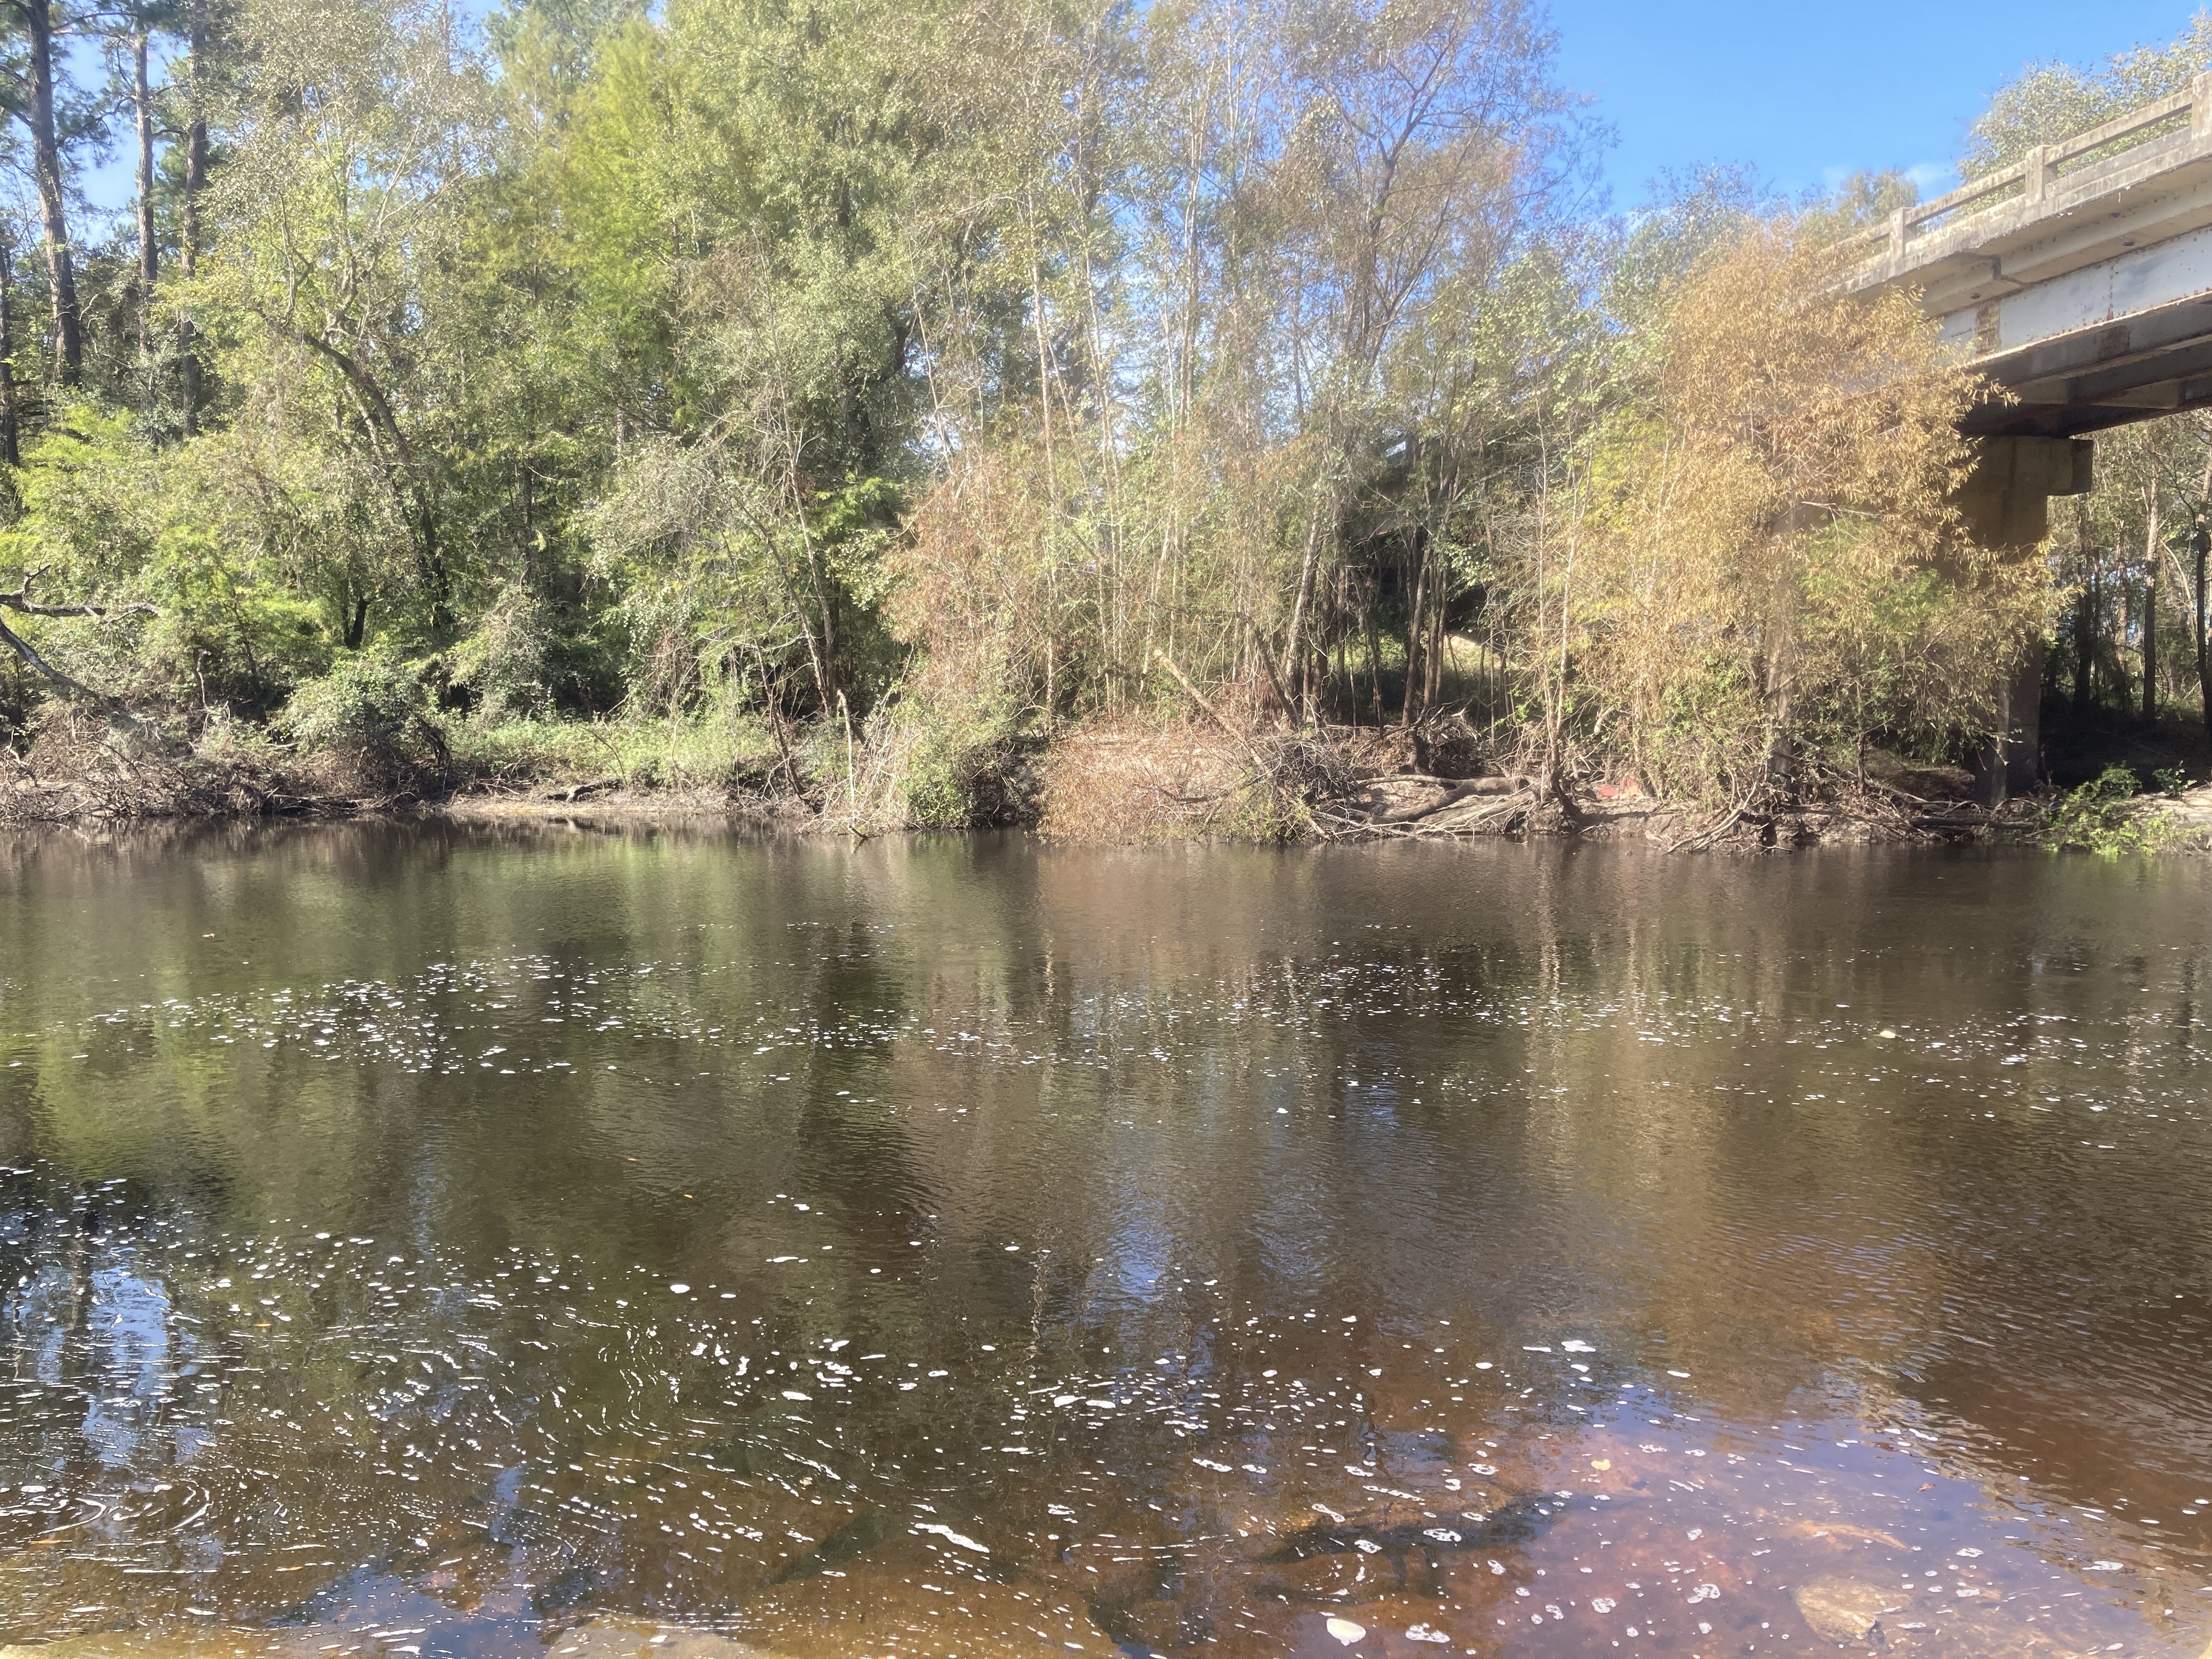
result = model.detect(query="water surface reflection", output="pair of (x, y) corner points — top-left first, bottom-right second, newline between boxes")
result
(0, 824), (2207, 1656)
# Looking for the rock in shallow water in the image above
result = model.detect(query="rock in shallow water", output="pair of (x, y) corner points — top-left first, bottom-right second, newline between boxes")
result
(1790, 1577), (1897, 1647)
(0, 1622), (782, 1659)
(549, 1620), (780, 1658)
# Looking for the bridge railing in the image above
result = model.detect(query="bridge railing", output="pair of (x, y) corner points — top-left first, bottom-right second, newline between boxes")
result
(1839, 72), (2212, 269)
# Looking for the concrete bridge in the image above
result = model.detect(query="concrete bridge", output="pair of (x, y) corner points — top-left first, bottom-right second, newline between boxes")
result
(1843, 77), (2212, 793)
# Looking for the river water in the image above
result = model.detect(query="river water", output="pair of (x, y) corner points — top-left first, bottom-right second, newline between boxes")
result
(0, 823), (2208, 1659)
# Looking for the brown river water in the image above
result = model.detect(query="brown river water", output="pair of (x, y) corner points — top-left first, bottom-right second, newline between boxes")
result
(0, 822), (2209, 1659)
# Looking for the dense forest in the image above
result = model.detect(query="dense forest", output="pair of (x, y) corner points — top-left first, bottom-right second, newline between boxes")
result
(1, 0), (2209, 833)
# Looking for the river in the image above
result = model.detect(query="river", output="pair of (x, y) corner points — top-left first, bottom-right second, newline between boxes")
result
(0, 821), (2207, 1658)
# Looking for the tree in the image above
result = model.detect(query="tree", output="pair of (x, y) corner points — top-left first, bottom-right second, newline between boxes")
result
(0, 0), (92, 380)
(1963, 13), (2212, 176)
(1568, 228), (2047, 805)
(176, 0), (211, 427)
(189, 0), (490, 643)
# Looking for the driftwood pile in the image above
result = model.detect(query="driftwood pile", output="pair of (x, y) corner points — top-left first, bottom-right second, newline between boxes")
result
(1312, 771), (1537, 839)
(0, 713), (349, 825)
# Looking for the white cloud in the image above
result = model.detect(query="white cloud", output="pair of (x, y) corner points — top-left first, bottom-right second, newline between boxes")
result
(1906, 160), (1958, 198)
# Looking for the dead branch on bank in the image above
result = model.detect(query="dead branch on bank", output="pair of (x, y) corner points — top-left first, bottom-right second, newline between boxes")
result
(1662, 777), (1768, 854)
(0, 705), (352, 826)
(0, 570), (159, 708)
(1150, 650), (1274, 775)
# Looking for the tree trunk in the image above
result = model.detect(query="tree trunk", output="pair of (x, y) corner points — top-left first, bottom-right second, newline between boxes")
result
(1763, 661), (1794, 800)
(1425, 566), (1448, 709)
(2074, 570), (2095, 715)
(2143, 574), (2158, 726)
(178, 0), (208, 431)
(2118, 587), (2137, 713)
(1400, 528), (1427, 727)
(2196, 522), (2210, 752)
(1278, 486), (1330, 723)
(2143, 489), (2161, 726)
(0, 234), (19, 469)
(1363, 587), (1385, 727)
(134, 21), (156, 360)
(22, 0), (79, 383)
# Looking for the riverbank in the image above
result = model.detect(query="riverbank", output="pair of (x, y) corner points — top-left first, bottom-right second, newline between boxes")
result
(15, 702), (2204, 854)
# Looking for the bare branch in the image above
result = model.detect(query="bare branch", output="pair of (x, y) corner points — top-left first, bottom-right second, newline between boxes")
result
(0, 571), (157, 704)
(0, 580), (158, 619)
(0, 610), (112, 701)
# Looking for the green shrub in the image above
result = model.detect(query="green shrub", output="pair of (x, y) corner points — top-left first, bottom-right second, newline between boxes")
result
(887, 670), (1026, 828)
(281, 651), (449, 786)
(2036, 766), (2174, 856)
(447, 584), (555, 720)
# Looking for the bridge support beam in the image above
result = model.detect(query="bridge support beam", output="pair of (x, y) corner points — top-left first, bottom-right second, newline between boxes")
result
(1976, 640), (2046, 806)
(1957, 436), (2095, 804)
(1956, 435), (2094, 552)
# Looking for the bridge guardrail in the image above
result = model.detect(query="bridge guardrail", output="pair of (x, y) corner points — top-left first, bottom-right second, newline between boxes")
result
(1839, 72), (2212, 271)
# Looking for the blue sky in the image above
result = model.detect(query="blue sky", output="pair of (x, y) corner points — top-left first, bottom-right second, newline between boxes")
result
(1552, 0), (2203, 210)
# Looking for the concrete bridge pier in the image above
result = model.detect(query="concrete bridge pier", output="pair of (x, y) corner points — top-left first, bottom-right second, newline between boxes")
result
(1955, 435), (2094, 553)
(1957, 436), (2095, 804)
(1834, 78), (2212, 800)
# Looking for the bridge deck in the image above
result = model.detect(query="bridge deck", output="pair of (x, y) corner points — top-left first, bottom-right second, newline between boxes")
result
(1844, 76), (2212, 435)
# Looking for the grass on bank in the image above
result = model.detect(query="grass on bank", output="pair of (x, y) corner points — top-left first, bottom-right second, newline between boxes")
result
(445, 713), (788, 796)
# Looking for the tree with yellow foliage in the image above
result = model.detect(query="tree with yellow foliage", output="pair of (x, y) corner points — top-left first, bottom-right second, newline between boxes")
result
(1566, 227), (2050, 810)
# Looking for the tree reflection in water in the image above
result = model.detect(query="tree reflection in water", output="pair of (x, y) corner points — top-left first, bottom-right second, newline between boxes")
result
(0, 823), (2202, 1655)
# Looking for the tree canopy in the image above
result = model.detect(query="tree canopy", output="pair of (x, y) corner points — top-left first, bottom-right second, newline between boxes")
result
(0, 0), (2202, 828)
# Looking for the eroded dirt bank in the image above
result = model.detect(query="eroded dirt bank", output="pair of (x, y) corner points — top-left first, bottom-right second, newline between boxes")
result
(8, 709), (2208, 851)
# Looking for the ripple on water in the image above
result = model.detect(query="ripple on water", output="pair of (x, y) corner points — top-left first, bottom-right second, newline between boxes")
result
(0, 833), (2205, 1656)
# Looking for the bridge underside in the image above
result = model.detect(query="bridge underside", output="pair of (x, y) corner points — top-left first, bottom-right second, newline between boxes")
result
(1955, 433), (2095, 548)
(1963, 289), (2212, 437)
(1938, 222), (2212, 437)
